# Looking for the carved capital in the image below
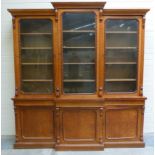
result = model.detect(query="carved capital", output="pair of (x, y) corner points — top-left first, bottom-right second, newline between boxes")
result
(56, 107), (60, 116)
(140, 87), (143, 96)
(141, 105), (145, 115)
(15, 87), (19, 96)
(55, 87), (60, 97)
(100, 107), (103, 117)
(55, 9), (58, 22)
(140, 135), (143, 141)
(98, 87), (103, 97)
(99, 137), (103, 144)
(56, 137), (60, 144)
(99, 9), (103, 22)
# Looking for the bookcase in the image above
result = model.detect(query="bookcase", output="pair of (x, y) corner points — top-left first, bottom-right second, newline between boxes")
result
(8, 2), (149, 150)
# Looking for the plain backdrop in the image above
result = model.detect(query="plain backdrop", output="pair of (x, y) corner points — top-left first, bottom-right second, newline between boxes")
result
(1, 0), (154, 135)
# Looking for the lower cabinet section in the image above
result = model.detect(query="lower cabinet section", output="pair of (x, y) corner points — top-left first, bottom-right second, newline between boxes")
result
(105, 108), (138, 140)
(104, 105), (144, 148)
(14, 100), (145, 150)
(14, 104), (55, 148)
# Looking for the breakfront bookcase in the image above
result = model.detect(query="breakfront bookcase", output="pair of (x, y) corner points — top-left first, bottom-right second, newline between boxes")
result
(8, 2), (149, 150)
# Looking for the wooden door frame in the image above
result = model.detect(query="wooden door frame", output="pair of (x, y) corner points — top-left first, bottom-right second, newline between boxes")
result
(13, 16), (56, 99)
(56, 9), (101, 99)
(100, 16), (144, 97)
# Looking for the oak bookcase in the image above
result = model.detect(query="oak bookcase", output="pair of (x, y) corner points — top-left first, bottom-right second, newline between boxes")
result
(8, 2), (149, 150)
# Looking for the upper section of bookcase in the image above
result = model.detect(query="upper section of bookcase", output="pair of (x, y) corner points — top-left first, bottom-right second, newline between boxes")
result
(8, 2), (149, 17)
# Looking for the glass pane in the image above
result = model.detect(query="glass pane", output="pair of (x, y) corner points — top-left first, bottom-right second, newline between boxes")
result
(105, 49), (137, 62)
(63, 13), (95, 30)
(106, 33), (137, 47)
(64, 64), (95, 79)
(104, 19), (138, 93)
(63, 49), (95, 63)
(64, 82), (95, 93)
(20, 20), (52, 33)
(105, 81), (136, 92)
(105, 64), (137, 79)
(62, 13), (96, 94)
(21, 35), (52, 48)
(20, 19), (53, 93)
(63, 33), (95, 47)
(106, 19), (138, 31)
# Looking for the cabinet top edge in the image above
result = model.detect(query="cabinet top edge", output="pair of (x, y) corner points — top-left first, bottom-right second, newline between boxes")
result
(8, 8), (149, 17)
(52, 2), (106, 9)
(8, 9), (55, 17)
(103, 9), (150, 16)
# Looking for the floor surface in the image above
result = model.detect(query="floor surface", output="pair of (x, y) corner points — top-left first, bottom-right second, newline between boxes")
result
(1, 133), (154, 155)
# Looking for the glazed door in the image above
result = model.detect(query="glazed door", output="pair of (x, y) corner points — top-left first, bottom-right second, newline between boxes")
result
(103, 18), (139, 93)
(61, 12), (97, 94)
(19, 18), (54, 94)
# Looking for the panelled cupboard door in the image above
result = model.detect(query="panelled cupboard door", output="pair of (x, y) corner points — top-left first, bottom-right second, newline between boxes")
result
(59, 11), (99, 95)
(102, 17), (141, 95)
(16, 17), (55, 95)
(57, 108), (102, 145)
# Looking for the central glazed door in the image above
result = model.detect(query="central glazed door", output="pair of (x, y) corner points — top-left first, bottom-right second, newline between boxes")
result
(57, 10), (100, 98)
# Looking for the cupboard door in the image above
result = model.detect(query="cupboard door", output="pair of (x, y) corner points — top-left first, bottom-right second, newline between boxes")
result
(20, 19), (53, 94)
(58, 108), (101, 144)
(62, 13), (96, 94)
(21, 106), (55, 141)
(104, 19), (139, 93)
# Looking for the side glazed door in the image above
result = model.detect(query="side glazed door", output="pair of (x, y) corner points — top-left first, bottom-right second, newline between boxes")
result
(15, 17), (56, 97)
(102, 17), (141, 95)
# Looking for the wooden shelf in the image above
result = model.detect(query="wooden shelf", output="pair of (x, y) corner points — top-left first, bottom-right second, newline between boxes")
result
(20, 33), (51, 35)
(64, 62), (95, 65)
(64, 79), (95, 82)
(106, 47), (137, 49)
(22, 79), (53, 82)
(63, 46), (95, 49)
(106, 31), (137, 34)
(105, 78), (136, 82)
(106, 50), (136, 52)
(21, 47), (52, 50)
(21, 63), (52, 65)
(106, 62), (137, 65)
(63, 30), (95, 33)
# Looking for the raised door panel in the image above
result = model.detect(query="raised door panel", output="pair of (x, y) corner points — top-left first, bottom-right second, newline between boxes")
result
(21, 107), (55, 141)
(59, 108), (100, 144)
(105, 107), (140, 141)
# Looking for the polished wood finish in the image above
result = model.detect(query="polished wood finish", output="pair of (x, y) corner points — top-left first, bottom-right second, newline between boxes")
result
(8, 2), (149, 150)
(8, 9), (55, 16)
(52, 2), (106, 9)
(8, 9), (149, 17)
(102, 9), (149, 16)
(14, 101), (55, 148)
